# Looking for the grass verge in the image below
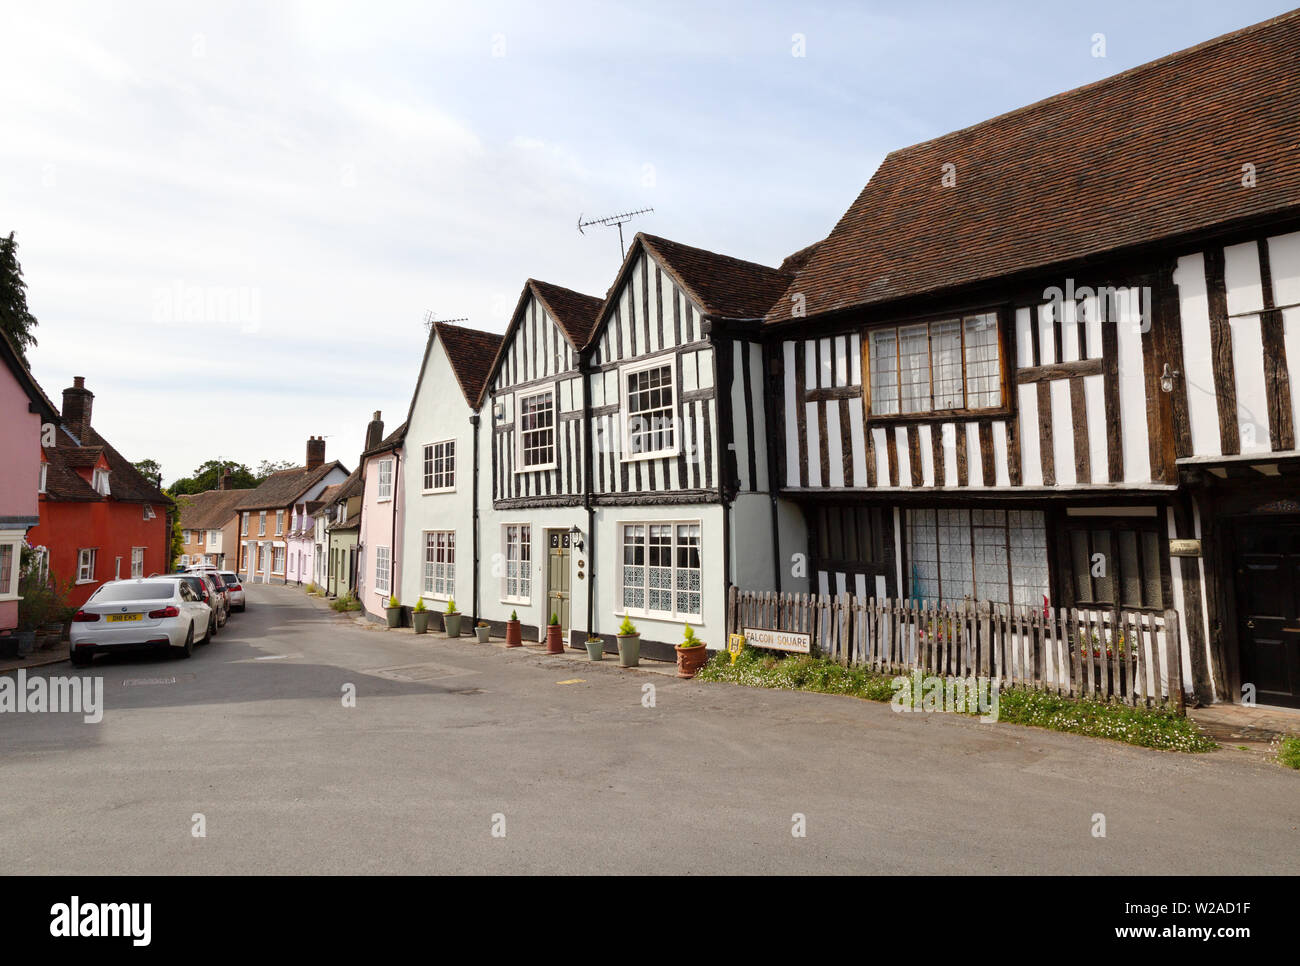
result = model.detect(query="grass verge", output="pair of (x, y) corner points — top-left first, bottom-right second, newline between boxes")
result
(1278, 735), (1300, 770)
(697, 648), (1217, 753)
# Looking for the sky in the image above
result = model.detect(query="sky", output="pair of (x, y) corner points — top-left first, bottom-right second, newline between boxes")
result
(2, 0), (1293, 486)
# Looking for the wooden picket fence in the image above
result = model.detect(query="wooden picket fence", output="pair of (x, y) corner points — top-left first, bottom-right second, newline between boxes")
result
(727, 586), (1185, 711)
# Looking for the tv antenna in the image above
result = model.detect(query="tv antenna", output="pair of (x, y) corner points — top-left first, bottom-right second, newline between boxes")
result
(577, 207), (654, 258)
(423, 311), (470, 336)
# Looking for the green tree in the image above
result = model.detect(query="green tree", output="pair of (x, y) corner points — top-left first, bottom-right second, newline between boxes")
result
(168, 459), (258, 494)
(165, 492), (187, 571)
(133, 458), (163, 488)
(256, 458), (296, 479)
(0, 232), (39, 364)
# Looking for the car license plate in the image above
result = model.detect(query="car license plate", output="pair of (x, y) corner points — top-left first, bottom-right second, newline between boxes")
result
(106, 614), (142, 623)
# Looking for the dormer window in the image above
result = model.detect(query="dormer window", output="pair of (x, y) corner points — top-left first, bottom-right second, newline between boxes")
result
(92, 468), (111, 495)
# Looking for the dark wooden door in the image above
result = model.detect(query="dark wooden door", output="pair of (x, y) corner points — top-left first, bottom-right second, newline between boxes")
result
(1234, 522), (1300, 708)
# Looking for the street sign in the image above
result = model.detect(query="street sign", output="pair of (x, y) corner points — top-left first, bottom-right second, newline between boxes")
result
(742, 627), (811, 654)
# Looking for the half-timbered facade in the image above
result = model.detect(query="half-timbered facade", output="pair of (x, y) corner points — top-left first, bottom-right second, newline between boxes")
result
(482, 279), (603, 643)
(763, 10), (1300, 707)
(583, 234), (793, 659)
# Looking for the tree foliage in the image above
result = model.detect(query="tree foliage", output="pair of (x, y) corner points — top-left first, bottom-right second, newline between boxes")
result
(132, 458), (163, 488)
(0, 231), (39, 364)
(167, 459), (258, 495)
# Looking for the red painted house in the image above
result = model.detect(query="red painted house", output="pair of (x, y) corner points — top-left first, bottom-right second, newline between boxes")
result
(27, 377), (172, 609)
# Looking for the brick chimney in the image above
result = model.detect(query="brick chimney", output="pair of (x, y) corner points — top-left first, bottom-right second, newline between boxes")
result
(306, 436), (325, 470)
(219, 466), (231, 490)
(365, 411), (384, 452)
(61, 376), (94, 442)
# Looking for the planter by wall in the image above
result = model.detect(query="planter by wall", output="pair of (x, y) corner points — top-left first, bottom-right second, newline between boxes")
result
(413, 612), (430, 634)
(585, 638), (604, 661)
(545, 623), (564, 654)
(675, 643), (708, 678)
(475, 625), (490, 644)
(617, 634), (641, 667)
(444, 612), (463, 638)
(505, 620), (523, 648)
(386, 607), (402, 629)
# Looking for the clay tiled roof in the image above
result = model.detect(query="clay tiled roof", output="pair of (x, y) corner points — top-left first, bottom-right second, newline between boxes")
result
(766, 10), (1300, 324)
(334, 466), (365, 502)
(528, 279), (604, 349)
(638, 233), (791, 321)
(41, 421), (170, 506)
(234, 461), (345, 512)
(176, 488), (244, 531)
(361, 421), (406, 461)
(435, 321), (504, 408)
(78, 427), (170, 504)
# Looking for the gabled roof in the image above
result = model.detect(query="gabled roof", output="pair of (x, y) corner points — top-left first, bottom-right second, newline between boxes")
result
(0, 328), (58, 421)
(361, 421), (407, 461)
(41, 426), (101, 502)
(176, 488), (245, 530)
(334, 466), (365, 502)
(39, 420), (170, 506)
(767, 9), (1300, 324)
(314, 483), (342, 507)
(435, 321), (504, 408)
(234, 461), (346, 512)
(483, 278), (604, 392)
(585, 232), (792, 347)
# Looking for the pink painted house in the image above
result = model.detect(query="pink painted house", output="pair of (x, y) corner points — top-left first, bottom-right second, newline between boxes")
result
(0, 330), (58, 641)
(357, 412), (406, 622)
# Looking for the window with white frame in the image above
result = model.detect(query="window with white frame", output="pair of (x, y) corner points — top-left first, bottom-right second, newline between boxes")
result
(210, 530), (220, 546)
(272, 546), (285, 573)
(131, 547), (144, 579)
(378, 459), (393, 500)
(92, 468), (110, 495)
(38, 462), (47, 494)
(196, 530), (204, 545)
(620, 522), (702, 620)
(241, 512), (249, 535)
(275, 510), (284, 535)
(258, 511), (266, 536)
(143, 504), (155, 521)
(77, 548), (97, 583)
(0, 540), (17, 599)
(623, 361), (676, 458)
(868, 313), (1002, 416)
(518, 390), (556, 470)
(423, 531), (455, 598)
(502, 525), (531, 601)
(906, 508), (1049, 607)
(374, 546), (391, 595)
(422, 441), (455, 492)
(183, 530), (191, 544)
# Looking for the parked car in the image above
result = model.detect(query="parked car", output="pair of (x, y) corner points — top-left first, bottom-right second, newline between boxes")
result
(70, 577), (212, 665)
(169, 572), (227, 637)
(219, 571), (246, 612)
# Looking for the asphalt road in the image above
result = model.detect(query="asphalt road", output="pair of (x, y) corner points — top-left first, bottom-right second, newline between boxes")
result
(1, 583), (1296, 875)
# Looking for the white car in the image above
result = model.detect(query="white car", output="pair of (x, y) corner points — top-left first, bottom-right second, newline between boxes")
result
(218, 571), (246, 612)
(70, 578), (212, 666)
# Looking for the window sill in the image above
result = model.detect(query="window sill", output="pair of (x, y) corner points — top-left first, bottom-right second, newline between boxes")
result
(621, 448), (679, 464)
(515, 465), (556, 474)
(421, 488), (456, 496)
(75, 579), (97, 586)
(865, 406), (1012, 425)
(614, 609), (702, 627)
(500, 596), (531, 606)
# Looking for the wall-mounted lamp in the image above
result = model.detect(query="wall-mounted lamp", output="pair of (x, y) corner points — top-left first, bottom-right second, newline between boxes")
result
(569, 524), (584, 553)
(1160, 363), (1180, 394)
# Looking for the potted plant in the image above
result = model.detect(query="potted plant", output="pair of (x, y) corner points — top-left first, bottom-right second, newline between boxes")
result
(385, 594), (402, 628)
(675, 623), (708, 678)
(443, 598), (463, 638)
(505, 609), (523, 648)
(545, 612), (564, 654)
(585, 634), (604, 661)
(475, 621), (490, 644)
(412, 598), (430, 634)
(616, 615), (640, 667)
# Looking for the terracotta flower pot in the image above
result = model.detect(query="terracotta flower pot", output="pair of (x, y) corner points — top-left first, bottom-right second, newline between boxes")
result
(546, 623), (564, 654)
(505, 620), (523, 648)
(675, 643), (708, 678)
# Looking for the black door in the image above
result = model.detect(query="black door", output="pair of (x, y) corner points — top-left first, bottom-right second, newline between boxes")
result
(1234, 522), (1300, 708)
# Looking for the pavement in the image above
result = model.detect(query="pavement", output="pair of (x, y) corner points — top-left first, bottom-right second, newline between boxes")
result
(1, 583), (1297, 875)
